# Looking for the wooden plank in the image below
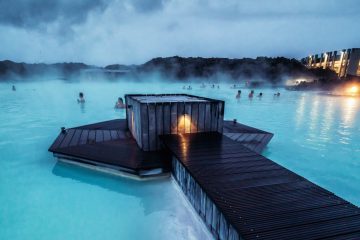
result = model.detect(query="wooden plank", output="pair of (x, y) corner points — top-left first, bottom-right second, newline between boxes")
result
(177, 102), (185, 134)
(59, 129), (75, 148)
(198, 103), (205, 132)
(79, 130), (89, 145)
(185, 103), (192, 133)
(49, 119), (169, 173)
(135, 99), (142, 148)
(204, 103), (211, 131)
(210, 102), (218, 131)
(148, 104), (157, 151)
(126, 97), (133, 135)
(156, 103), (164, 149)
(163, 103), (171, 134)
(140, 103), (149, 151)
(110, 130), (118, 140)
(103, 130), (111, 141)
(170, 102), (178, 134)
(244, 215), (360, 240)
(160, 132), (360, 240)
(95, 130), (103, 142)
(117, 130), (126, 139)
(69, 129), (82, 146)
(49, 132), (66, 150)
(191, 102), (199, 133)
(87, 130), (96, 143)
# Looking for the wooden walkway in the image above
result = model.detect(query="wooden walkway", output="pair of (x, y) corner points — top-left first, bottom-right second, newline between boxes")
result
(223, 121), (273, 153)
(48, 119), (170, 176)
(160, 132), (360, 240)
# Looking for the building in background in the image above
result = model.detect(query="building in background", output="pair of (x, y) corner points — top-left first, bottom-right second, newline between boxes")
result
(301, 48), (360, 78)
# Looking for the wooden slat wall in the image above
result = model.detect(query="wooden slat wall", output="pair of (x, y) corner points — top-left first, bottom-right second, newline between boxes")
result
(126, 96), (143, 149)
(177, 102), (185, 134)
(185, 103), (192, 133)
(198, 103), (205, 132)
(205, 103), (211, 131)
(217, 102), (224, 133)
(125, 96), (132, 134)
(156, 103), (164, 149)
(148, 104), (157, 151)
(135, 100), (142, 148)
(170, 102), (178, 134)
(191, 102), (199, 133)
(141, 103), (149, 151)
(127, 96), (224, 151)
(163, 103), (171, 135)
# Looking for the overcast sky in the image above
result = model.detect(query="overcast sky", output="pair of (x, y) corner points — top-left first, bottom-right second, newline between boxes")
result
(0, 0), (359, 66)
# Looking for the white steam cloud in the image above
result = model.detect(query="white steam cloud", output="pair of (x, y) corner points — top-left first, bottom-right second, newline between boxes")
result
(0, 0), (359, 66)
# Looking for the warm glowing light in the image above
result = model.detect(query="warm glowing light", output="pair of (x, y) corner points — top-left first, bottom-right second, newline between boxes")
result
(344, 84), (360, 96)
(350, 86), (358, 94)
(177, 114), (194, 133)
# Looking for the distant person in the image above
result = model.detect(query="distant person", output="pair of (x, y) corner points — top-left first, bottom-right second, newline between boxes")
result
(187, 85), (192, 90)
(12, 85), (16, 91)
(236, 90), (241, 99)
(115, 97), (125, 109)
(258, 92), (263, 98)
(217, 85), (220, 89)
(274, 92), (280, 97)
(212, 84), (215, 88)
(248, 90), (254, 98)
(77, 92), (85, 103)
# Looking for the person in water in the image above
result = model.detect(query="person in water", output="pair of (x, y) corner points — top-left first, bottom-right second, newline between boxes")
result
(248, 90), (254, 98)
(274, 92), (281, 97)
(115, 97), (126, 109)
(77, 92), (85, 103)
(236, 90), (241, 99)
(12, 85), (16, 91)
(258, 92), (263, 98)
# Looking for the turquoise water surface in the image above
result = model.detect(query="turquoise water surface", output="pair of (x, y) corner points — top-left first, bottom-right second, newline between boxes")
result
(0, 79), (359, 239)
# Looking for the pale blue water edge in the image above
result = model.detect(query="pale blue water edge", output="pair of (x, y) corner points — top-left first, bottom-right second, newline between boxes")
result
(0, 79), (359, 239)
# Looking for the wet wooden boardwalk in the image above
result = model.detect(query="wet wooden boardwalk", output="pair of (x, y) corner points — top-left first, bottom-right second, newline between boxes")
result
(160, 132), (360, 240)
(49, 119), (170, 175)
(222, 120), (273, 153)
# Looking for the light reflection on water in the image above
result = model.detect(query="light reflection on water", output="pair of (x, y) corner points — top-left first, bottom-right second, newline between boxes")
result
(0, 79), (360, 239)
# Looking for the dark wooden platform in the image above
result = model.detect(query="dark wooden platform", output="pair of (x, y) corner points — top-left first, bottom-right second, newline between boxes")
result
(48, 119), (170, 176)
(223, 120), (273, 153)
(160, 132), (360, 240)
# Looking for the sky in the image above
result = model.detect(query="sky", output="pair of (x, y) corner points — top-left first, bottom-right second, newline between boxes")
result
(0, 0), (359, 66)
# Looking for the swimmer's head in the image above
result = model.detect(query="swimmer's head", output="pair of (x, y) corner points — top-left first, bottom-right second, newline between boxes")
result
(118, 97), (123, 102)
(79, 92), (84, 98)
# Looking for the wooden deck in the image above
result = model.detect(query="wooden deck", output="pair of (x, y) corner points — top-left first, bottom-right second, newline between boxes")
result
(160, 132), (360, 240)
(223, 120), (273, 153)
(48, 119), (170, 176)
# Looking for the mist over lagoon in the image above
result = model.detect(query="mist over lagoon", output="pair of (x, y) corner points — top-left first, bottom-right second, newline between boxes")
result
(1, 0), (360, 239)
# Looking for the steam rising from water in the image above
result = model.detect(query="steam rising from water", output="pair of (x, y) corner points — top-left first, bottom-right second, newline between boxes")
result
(0, 0), (359, 65)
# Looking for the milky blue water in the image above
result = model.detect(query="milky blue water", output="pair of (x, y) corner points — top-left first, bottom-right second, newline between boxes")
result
(0, 79), (359, 239)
